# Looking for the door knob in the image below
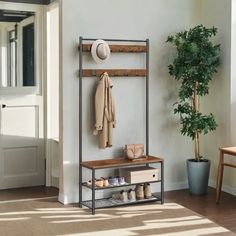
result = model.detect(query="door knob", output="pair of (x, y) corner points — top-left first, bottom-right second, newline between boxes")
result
(2, 104), (6, 108)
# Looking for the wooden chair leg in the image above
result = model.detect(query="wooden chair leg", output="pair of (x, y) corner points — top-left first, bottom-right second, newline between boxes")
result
(216, 151), (224, 204)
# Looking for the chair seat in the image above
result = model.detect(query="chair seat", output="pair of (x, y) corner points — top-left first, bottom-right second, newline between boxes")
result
(220, 147), (236, 155)
(216, 146), (236, 203)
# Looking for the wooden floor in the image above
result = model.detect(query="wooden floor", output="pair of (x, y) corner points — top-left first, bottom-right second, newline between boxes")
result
(0, 187), (235, 233)
(0, 186), (58, 201)
(166, 187), (236, 233)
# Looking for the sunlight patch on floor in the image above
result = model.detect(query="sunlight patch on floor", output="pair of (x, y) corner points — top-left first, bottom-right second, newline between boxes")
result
(44, 210), (163, 224)
(50, 217), (112, 223)
(143, 218), (214, 229)
(114, 210), (162, 215)
(150, 227), (230, 236)
(145, 215), (202, 222)
(0, 217), (31, 221)
(0, 196), (57, 204)
(41, 214), (110, 219)
(113, 203), (183, 211)
(60, 225), (229, 236)
(0, 210), (85, 216)
(36, 208), (81, 211)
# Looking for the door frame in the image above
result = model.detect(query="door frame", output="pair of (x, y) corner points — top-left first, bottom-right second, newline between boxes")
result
(0, 1), (49, 188)
(45, 0), (60, 187)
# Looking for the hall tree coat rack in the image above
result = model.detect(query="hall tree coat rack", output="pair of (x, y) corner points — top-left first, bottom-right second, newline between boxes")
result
(78, 37), (164, 215)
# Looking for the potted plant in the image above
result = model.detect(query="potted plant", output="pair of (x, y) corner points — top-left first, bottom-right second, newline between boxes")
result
(166, 25), (221, 195)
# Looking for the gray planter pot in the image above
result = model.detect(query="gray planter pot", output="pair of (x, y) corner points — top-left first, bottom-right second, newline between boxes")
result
(186, 159), (210, 195)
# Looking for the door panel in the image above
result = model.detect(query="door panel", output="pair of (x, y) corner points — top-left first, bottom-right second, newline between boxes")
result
(0, 99), (44, 189)
(3, 147), (37, 176)
(1, 106), (38, 138)
(2, 146), (42, 188)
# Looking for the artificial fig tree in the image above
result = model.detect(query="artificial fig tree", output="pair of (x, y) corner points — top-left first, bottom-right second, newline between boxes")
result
(167, 25), (220, 161)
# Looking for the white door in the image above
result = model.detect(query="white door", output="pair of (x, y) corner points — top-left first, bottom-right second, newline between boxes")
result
(0, 96), (45, 189)
(0, 3), (45, 189)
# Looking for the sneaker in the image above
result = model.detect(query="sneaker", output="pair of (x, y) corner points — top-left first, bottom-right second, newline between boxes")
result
(117, 176), (126, 185)
(144, 183), (152, 199)
(120, 190), (128, 202)
(112, 190), (128, 202)
(101, 177), (109, 187)
(108, 177), (119, 186)
(128, 189), (136, 201)
(95, 179), (103, 187)
(135, 184), (144, 200)
(112, 192), (120, 200)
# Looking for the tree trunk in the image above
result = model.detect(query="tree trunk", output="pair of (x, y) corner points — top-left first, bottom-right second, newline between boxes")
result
(193, 83), (200, 161)
(194, 131), (200, 161)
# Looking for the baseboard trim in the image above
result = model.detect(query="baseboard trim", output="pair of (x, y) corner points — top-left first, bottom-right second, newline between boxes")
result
(209, 179), (236, 196)
(165, 181), (188, 191)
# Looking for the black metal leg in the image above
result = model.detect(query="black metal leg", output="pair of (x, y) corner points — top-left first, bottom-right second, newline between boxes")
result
(79, 36), (83, 208)
(92, 169), (95, 215)
(79, 165), (82, 208)
(161, 161), (164, 204)
(146, 39), (149, 157)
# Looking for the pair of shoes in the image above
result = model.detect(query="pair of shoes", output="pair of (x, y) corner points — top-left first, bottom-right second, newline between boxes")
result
(108, 176), (126, 186)
(112, 190), (128, 202)
(101, 177), (109, 187)
(112, 189), (136, 202)
(135, 183), (152, 200)
(86, 178), (109, 188)
(96, 177), (109, 187)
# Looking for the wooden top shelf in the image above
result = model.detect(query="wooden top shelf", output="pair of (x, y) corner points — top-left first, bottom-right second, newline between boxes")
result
(80, 44), (147, 53)
(80, 156), (163, 170)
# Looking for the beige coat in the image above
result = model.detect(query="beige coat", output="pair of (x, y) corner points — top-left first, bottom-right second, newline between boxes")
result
(93, 72), (116, 149)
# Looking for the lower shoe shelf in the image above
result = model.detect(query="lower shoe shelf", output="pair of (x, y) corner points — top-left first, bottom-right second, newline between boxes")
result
(81, 193), (161, 209)
(82, 180), (161, 190)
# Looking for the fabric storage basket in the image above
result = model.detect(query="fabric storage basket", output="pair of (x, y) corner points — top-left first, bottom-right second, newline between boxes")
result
(119, 166), (159, 184)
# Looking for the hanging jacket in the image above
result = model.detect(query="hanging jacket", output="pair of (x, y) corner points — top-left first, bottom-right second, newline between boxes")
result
(93, 72), (116, 149)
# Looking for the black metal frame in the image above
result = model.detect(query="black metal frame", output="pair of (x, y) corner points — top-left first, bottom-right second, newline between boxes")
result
(78, 37), (164, 214)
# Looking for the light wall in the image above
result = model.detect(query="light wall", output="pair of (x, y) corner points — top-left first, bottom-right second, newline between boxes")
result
(199, 0), (236, 195)
(228, 0), (236, 192)
(59, 0), (202, 204)
(232, 2), (236, 155)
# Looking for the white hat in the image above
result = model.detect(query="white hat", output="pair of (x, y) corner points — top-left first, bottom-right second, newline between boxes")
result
(91, 39), (110, 63)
